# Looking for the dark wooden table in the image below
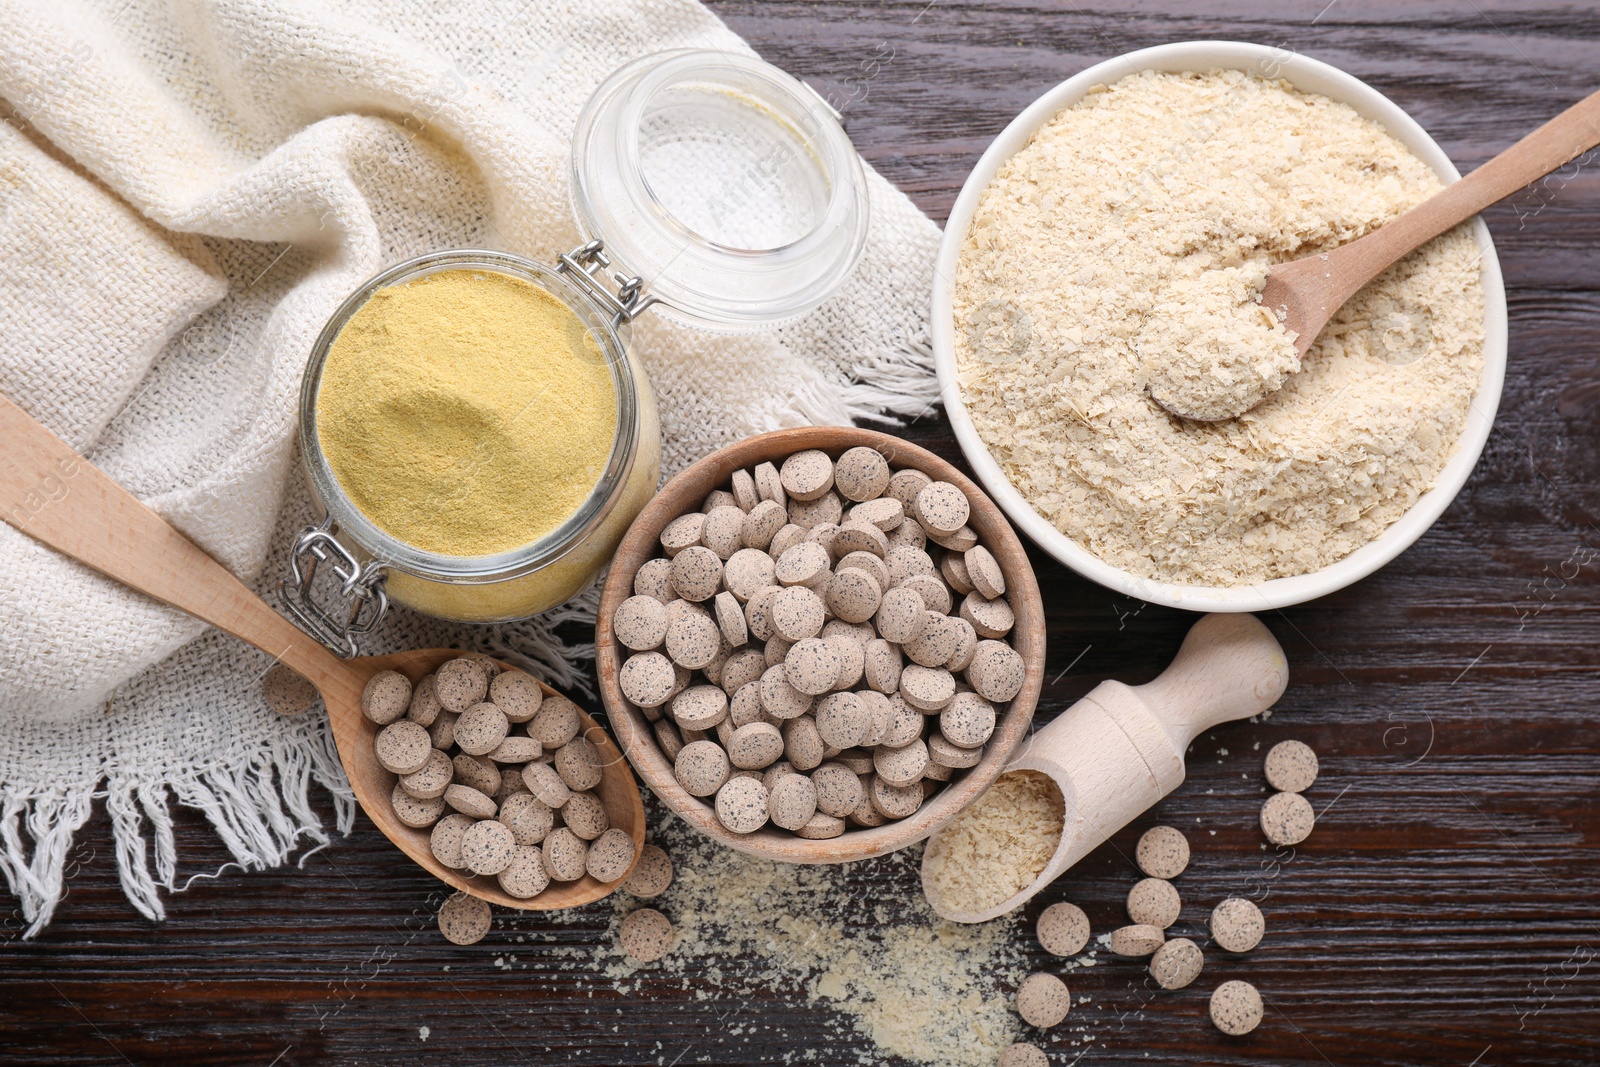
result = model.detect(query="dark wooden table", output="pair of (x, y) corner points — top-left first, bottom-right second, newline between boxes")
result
(4, 3), (1598, 1065)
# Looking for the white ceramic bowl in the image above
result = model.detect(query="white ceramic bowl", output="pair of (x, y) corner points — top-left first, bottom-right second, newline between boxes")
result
(931, 41), (1508, 612)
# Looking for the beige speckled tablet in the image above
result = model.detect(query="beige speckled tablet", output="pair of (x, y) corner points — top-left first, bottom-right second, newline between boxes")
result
(940, 552), (974, 595)
(404, 674), (443, 727)
(880, 695), (924, 749)
(912, 482), (970, 536)
(705, 591), (745, 648)
(719, 650), (767, 699)
(460, 819), (516, 876)
(435, 658), (489, 713)
(660, 512), (706, 556)
(744, 585), (781, 643)
(888, 517), (928, 552)
(528, 695), (582, 748)
(900, 665), (956, 712)
(904, 614), (958, 669)
(489, 672), (543, 723)
(874, 737), (929, 786)
(587, 827), (637, 883)
(541, 826), (589, 882)
(665, 611), (722, 672)
(780, 449), (835, 501)
(815, 692), (869, 750)
(832, 521), (889, 560)
(444, 783), (498, 820)
(968, 641), (1025, 704)
(390, 782), (445, 828)
(1136, 825), (1190, 879)
(870, 775), (923, 819)
(454, 702), (510, 757)
(759, 663), (813, 720)
(496, 770), (531, 803)
(429, 813), (476, 869)
(963, 545), (1006, 599)
(833, 446), (891, 501)
(263, 663), (320, 717)
(886, 542), (936, 583)
(729, 467), (759, 512)
(1015, 972), (1070, 1028)
(998, 1043), (1047, 1067)
(898, 573), (952, 616)
(653, 719), (684, 760)
(811, 762), (865, 818)
(675, 740), (731, 797)
(769, 523), (808, 558)
(826, 568), (882, 625)
(437, 891), (492, 945)
(704, 488), (736, 513)
(1127, 877), (1182, 928)
(522, 761), (572, 808)
(827, 634), (866, 690)
(485, 736), (541, 765)
(452, 753), (501, 796)
(940, 692), (995, 748)
(499, 792), (555, 846)
(849, 496), (904, 533)
(620, 907), (674, 962)
(944, 618), (979, 673)
(961, 592), (1016, 640)
(768, 773), (819, 830)
(620, 652), (677, 709)
(623, 843), (673, 899)
(1109, 923), (1166, 957)
(782, 715), (826, 772)
(634, 557), (675, 603)
(848, 791), (887, 827)
(561, 791), (610, 840)
(771, 585), (826, 641)
(864, 639), (902, 694)
(399, 749), (453, 800)
(1260, 790), (1315, 845)
(1211, 896), (1266, 953)
(614, 595), (670, 651)
(669, 545), (723, 603)
(753, 461), (787, 508)
(875, 587), (928, 643)
(715, 775), (770, 833)
(1150, 936), (1203, 990)
(740, 501), (788, 552)
(761, 760), (798, 792)
(427, 712), (458, 751)
(702, 505), (746, 559)
(928, 525), (979, 553)
(885, 467), (931, 507)
(1036, 902), (1090, 957)
(788, 490), (843, 529)
(796, 812), (846, 839)
(1210, 980), (1263, 1035)
(927, 731), (983, 769)
(670, 685), (729, 733)
(497, 844), (550, 899)
(1264, 740), (1319, 793)
(374, 720), (432, 775)
(773, 541), (830, 589)
(555, 737), (603, 792)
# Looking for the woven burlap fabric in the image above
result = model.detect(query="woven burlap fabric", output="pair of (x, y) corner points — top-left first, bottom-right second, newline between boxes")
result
(0, 0), (940, 934)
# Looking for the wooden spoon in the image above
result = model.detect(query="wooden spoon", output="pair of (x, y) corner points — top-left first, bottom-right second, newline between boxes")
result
(0, 393), (644, 909)
(1153, 87), (1600, 422)
(923, 613), (1288, 923)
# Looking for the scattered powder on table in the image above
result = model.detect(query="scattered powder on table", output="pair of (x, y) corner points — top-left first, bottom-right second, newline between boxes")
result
(316, 268), (616, 558)
(604, 815), (1027, 1067)
(954, 69), (1486, 585)
(923, 770), (1065, 916)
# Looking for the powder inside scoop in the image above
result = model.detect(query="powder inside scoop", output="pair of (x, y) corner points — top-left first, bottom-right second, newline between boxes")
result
(924, 770), (1066, 916)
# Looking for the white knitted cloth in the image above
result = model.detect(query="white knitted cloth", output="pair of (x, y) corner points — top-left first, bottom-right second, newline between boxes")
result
(0, 0), (940, 934)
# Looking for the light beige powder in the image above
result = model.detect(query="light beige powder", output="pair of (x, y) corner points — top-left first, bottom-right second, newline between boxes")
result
(924, 770), (1066, 915)
(954, 69), (1486, 585)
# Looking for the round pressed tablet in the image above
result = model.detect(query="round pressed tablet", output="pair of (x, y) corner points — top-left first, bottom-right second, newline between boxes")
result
(849, 496), (904, 532)
(836, 556), (890, 599)
(702, 505), (746, 559)
(561, 791), (610, 840)
(263, 663), (319, 717)
(737, 501), (787, 552)
(399, 749), (453, 800)
(1210, 980), (1263, 1036)
(437, 891), (491, 945)
(888, 518), (928, 553)
(660, 512), (706, 556)
(728, 682), (767, 728)
(453, 702), (510, 756)
(701, 488), (736, 514)
(944, 617), (979, 673)
(874, 737), (929, 787)
(879, 695), (924, 749)
(1136, 825), (1190, 879)
(1150, 936), (1203, 990)
(898, 572), (952, 616)
(444, 783), (498, 820)
(1260, 790), (1315, 846)
(923, 761), (952, 782)
(459, 819), (517, 876)
(496, 770), (531, 803)
(928, 525), (979, 553)
(782, 716), (826, 772)
(774, 541), (831, 588)
(796, 812), (846, 839)
(721, 722), (780, 771)
(744, 585), (781, 642)
(849, 791), (887, 827)
(790, 490), (843, 530)
(434, 658), (489, 714)
(968, 642), (1024, 704)
(359, 670), (411, 725)
(927, 732), (983, 769)
(634, 557), (674, 602)
(427, 712), (458, 751)
(1264, 740), (1319, 793)
(522, 761), (572, 808)
(940, 552), (974, 595)
(814, 693), (869, 750)
(769, 524), (807, 558)
(453, 753), (501, 796)
(875, 587), (929, 643)
(614, 595), (670, 651)
(715, 775), (770, 833)
(719, 650), (767, 699)
(669, 545), (723, 603)
(488, 671), (543, 724)
(963, 545), (1006, 599)
(832, 521), (889, 560)
(705, 591), (745, 648)
(779, 638), (835, 697)
(870, 775), (923, 819)
(528, 695), (582, 748)
(811, 762), (865, 818)
(497, 844), (550, 899)
(429, 813), (476, 869)
(586, 827), (637, 883)
(541, 826), (588, 881)
(761, 760), (798, 792)
(1211, 897), (1266, 953)
(374, 720), (432, 775)
(1036, 902), (1090, 957)
(403, 674), (443, 727)
(653, 719), (684, 760)
(768, 773), (819, 830)
(961, 592), (1015, 640)
(498, 792), (555, 845)
(1109, 924), (1166, 957)
(940, 692), (996, 748)
(998, 1043), (1048, 1067)
(1016, 972), (1070, 1028)
(780, 449), (834, 501)
(772, 586), (826, 641)
(904, 614), (958, 669)
(729, 467), (759, 512)
(675, 740), (731, 797)
(671, 685), (729, 732)
(555, 737), (603, 792)
(759, 664), (813, 720)
(485, 736), (542, 765)
(886, 542), (936, 584)
(665, 613), (722, 672)
(1127, 877), (1182, 928)
(832, 446), (891, 501)
(620, 907), (674, 962)
(863, 639), (902, 694)
(826, 568), (882, 624)
(624, 844), (673, 898)
(390, 782), (445, 828)
(885, 467), (931, 507)
(901, 665), (956, 711)
(827, 634), (866, 690)
(912, 482), (969, 536)
(620, 652), (677, 708)
(753, 460), (787, 507)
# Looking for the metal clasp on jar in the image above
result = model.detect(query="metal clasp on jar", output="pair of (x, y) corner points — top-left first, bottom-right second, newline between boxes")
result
(556, 240), (658, 328)
(279, 516), (389, 657)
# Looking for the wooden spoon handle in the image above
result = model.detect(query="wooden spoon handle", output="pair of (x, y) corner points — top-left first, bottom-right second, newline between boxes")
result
(0, 394), (346, 686)
(1320, 87), (1600, 306)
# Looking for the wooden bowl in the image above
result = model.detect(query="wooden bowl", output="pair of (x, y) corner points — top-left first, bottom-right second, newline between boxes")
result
(596, 426), (1045, 864)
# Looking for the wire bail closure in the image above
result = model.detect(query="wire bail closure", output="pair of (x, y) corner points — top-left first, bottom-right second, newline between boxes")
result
(279, 516), (389, 658)
(555, 239), (659, 328)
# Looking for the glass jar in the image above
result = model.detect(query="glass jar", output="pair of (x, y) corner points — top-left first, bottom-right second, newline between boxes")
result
(283, 50), (868, 653)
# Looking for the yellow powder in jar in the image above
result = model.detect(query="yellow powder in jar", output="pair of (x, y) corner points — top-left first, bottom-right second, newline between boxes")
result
(315, 269), (617, 558)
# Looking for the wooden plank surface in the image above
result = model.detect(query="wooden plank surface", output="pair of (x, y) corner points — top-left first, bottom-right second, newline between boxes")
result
(3, 2), (1599, 1065)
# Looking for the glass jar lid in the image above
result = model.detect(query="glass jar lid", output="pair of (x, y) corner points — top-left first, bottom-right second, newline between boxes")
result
(571, 49), (870, 331)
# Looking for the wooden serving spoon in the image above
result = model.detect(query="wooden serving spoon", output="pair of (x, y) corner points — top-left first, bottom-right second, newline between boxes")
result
(923, 613), (1288, 923)
(0, 394), (644, 909)
(1153, 86), (1600, 422)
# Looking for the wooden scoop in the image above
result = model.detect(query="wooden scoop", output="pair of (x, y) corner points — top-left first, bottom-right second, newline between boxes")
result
(0, 394), (644, 909)
(1154, 86), (1600, 422)
(923, 613), (1288, 923)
